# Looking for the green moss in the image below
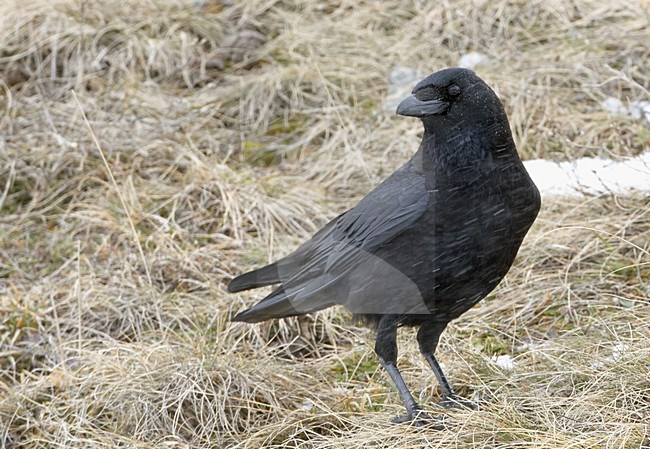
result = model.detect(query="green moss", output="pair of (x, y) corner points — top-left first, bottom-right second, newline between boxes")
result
(472, 334), (511, 355)
(329, 349), (379, 382)
(241, 141), (280, 167)
(266, 115), (308, 136)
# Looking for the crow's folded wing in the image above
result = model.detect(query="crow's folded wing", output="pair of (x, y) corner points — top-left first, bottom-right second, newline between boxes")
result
(232, 163), (429, 321)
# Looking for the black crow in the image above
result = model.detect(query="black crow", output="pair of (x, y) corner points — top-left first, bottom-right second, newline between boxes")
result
(228, 68), (541, 424)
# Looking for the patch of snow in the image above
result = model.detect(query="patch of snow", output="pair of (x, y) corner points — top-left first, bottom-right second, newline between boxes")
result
(492, 354), (516, 371)
(458, 52), (489, 69)
(601, 97), (629, 116)
(629, 101), (650, 122)
(524, 151), (650, 197)
(610, 343), (629, 361)
(590, 361), (605, 370)
(52, 133), (78, 149)
(388, 66), (421, 86)
(590, 343), (631, 370)
(383, 66), (423, 112)
(299, 400), (314, 411)
(515, 342), (549, 352)
(601, 97), (650, 122)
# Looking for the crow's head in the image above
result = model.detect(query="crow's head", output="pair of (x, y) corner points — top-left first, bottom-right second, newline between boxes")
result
(397, 68), (499, 121)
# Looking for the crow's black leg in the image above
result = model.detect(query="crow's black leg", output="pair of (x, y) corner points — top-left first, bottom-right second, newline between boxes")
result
(375, 315), (432, 425)
(417, 321), (476, 410)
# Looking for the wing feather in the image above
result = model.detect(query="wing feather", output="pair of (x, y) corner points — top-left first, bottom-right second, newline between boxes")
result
(232, 162), (430, 321)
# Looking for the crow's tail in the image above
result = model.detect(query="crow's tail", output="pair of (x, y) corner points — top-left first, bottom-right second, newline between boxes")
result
(227, 262), (280, 293)
(231, 285), (333, 323)
(231, 287), (298, 322)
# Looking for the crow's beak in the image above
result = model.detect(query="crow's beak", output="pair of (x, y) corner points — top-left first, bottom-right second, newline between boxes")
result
(396, 94), (448, 117)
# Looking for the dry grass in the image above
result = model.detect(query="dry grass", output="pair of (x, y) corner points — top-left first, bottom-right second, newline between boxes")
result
(1, 0), (649, 447)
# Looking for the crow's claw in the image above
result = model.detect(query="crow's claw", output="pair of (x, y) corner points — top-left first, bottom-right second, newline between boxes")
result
(439, 395), (477, 410)
(391, 409), (443, 428)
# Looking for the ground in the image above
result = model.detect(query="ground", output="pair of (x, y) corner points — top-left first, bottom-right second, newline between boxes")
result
(0, 0), (649, 448)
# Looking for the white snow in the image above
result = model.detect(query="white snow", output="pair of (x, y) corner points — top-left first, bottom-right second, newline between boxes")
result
(298, 400), (314, 411)
(458, 52), (489, 69)
(524, 151), (650, 197)
(629, 101), (650, 122)
(590, 343), (631, 370)
(610, 343), (629, 361)
(492, 354), (516, 371)
(602, 97), (650, 123)
(601, 97), (630, 116)
(383, 66), (423, 112)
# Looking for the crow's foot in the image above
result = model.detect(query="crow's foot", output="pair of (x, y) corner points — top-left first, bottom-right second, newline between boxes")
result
(391, 409), (442, 428)
(439, 394), (477, 410)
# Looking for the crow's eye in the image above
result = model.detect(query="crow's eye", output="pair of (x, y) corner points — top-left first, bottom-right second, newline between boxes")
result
(448, 84), (461, 96)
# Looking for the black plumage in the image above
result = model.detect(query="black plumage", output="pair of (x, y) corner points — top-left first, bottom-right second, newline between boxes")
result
(229, 68), (541, 424)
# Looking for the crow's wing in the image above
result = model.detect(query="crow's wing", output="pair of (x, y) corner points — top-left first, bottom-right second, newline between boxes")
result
(227, 213), (344, 293)
(232, 162), (429, 322)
